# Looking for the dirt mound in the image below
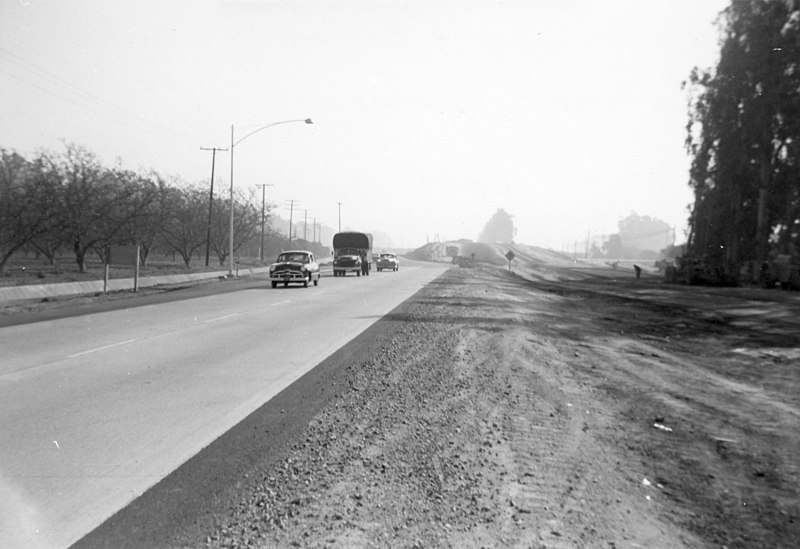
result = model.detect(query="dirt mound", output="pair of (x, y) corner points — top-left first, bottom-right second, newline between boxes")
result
(508, 243), (576, 266)
(406, 241), (511, 266)
(407, 241), (576, 270)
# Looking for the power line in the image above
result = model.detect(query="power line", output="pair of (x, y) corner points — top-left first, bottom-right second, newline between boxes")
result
(0, 47), (192, 141)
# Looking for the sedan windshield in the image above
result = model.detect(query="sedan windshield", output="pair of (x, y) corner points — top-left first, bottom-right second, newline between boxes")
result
(277, 253), (309, 263)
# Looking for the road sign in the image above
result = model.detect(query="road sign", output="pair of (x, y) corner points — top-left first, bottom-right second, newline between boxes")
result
(108, 245), (140, 266)
(505, 250), (515, 261)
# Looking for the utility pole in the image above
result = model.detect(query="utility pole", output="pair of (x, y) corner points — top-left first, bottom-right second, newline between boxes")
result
(585, 231), (591, 259)
(286, 200), (298, 248)
(200, 146), (228, 267)
(303, 209), (309, 242)
(313, 217), (318, 244)
(337, 202), (342, 233)
(256, 183), (273, 261)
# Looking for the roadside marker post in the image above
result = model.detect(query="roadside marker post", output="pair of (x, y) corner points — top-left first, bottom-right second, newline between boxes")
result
(105, 245), (141, 293)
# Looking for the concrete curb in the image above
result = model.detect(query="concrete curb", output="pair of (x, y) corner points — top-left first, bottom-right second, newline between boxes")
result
(0, 267), (272, 303)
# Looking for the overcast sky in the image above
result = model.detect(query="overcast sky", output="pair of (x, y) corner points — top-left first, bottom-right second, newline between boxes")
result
(0, 0), (728, 250)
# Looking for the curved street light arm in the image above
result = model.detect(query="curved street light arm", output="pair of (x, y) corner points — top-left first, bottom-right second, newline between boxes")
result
(228, 117), (313, 276)
(233, 118), (313, 148)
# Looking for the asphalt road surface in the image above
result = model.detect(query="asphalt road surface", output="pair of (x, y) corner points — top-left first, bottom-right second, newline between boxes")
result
(0, 260), (449, 549)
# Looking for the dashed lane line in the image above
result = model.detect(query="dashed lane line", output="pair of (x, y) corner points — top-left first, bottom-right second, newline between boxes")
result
(67, 338), (140, 358)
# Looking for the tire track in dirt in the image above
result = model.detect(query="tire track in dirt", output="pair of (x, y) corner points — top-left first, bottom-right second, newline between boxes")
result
(456, 328), (591, 548)
(434, 269), (694, 548)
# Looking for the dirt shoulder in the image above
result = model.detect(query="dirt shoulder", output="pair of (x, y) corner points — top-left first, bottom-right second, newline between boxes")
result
(78, 265), (799, 548)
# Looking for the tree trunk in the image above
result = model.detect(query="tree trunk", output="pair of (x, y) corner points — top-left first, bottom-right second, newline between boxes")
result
(755, 155), (771, 266)
(74, 241), (88, 273)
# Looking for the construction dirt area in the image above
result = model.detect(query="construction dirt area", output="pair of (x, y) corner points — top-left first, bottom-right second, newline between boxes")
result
(8, 248), (799, 548)
(182, 250), (798, 548)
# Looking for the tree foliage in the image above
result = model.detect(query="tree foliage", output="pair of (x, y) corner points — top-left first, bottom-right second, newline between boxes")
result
(477, 208), (515, 243)
(617, 212), (672, 254)
(685, 0), (800, 282)
(0, 149), (61, 271)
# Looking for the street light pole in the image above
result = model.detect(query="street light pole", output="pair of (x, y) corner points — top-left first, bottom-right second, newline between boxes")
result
(228, 118), (313, 276)
(229, 124), (235, 276)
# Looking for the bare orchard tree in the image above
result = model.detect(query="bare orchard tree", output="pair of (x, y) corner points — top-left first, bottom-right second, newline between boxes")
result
(50, 144), (157, 272)
(116, 169), (168, 267)
(30, 230), (66, 266)
(0, 148), (61, 272)
(159, 183), (208, 268)
(208, 188), (264, 266)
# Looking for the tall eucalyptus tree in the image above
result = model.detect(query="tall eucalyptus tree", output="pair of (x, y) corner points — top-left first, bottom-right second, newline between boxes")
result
(685, 0), (800, 282)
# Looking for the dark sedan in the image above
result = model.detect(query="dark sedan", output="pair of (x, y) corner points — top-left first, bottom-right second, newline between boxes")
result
(269, 250), (320, 288)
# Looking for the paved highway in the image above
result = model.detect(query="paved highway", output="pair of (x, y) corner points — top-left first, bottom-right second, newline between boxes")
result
(0, 260), (449, 549)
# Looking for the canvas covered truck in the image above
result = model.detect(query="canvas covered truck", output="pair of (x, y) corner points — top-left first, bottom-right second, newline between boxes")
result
(332, 231), (373, 277)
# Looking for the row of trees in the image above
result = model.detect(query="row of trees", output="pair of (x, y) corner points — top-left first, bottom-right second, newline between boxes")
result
(685, 0), (800, 282)
(596, 213), (673, 259)
(0, 144), (274, 273)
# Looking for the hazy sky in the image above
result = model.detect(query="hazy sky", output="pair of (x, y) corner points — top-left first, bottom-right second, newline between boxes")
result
(0, 0), (728, 250)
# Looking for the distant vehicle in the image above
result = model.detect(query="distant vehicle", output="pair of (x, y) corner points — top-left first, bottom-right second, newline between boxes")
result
(269, 250), (320, 288)
(333, 231), (373, 277)
(376, 253), (399, 272)
(454, 255), (475, 268)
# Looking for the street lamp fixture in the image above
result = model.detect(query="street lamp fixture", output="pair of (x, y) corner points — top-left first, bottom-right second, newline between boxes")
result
(228, 118), (313, 276)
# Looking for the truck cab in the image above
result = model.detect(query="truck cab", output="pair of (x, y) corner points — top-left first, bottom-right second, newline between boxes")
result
(332, 232), (373, 277)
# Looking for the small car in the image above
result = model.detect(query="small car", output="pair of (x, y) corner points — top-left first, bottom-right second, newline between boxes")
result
(269, 250), (320, 288)
(376, 253), (399, 272)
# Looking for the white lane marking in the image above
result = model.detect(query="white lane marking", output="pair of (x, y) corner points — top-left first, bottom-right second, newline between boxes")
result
(203, 313), (239, 323)
(67, 338), (139, 358)
(273, 300), (290, 306)
(65, 313), (240, 360)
